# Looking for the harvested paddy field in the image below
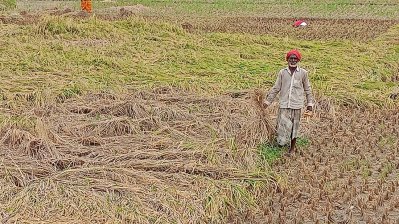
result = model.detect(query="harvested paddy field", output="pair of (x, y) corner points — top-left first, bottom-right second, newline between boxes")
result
(1, 1), (398, 223)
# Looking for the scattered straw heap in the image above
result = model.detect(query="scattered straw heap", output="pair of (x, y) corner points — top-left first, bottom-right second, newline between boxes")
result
(0, 88), (276, 223)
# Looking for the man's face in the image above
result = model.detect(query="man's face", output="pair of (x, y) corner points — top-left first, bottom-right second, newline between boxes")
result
(288, 54), (299, 67)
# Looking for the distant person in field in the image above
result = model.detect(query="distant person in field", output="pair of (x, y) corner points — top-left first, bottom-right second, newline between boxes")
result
(81, 0), (92, 13)
(263, 49), (314, 154)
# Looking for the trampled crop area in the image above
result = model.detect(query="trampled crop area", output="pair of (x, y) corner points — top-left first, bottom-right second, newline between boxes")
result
(0, 1), (398, 223)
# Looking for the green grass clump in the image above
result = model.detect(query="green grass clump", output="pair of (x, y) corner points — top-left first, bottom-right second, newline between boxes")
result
(259, 137), (310, 164)
(0, 0), (16, 10)
(259, 143), (285, 164)
(296, 137), (310, 148)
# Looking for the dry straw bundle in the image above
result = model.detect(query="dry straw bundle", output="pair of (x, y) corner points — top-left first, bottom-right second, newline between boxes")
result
(236, 89), (276, 147)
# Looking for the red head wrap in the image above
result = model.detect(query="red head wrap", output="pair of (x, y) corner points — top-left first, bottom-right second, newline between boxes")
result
(286, 49), (302, 61)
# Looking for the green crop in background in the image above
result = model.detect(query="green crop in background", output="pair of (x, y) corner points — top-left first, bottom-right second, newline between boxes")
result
(0, 0), (16, 10)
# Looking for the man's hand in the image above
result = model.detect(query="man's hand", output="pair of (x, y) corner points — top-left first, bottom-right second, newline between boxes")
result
(304, 106), (313, 119)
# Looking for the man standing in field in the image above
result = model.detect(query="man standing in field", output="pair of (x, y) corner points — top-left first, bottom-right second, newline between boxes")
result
(263, 49), (314, 154)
